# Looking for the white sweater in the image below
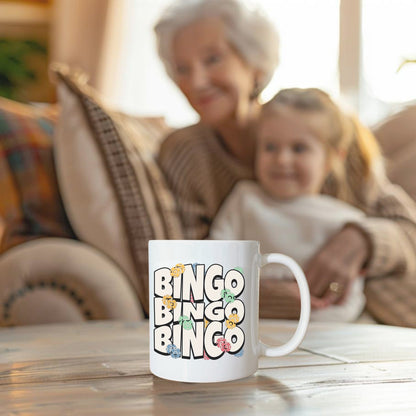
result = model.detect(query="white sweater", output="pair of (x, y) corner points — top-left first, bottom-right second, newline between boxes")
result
(210, 180), (366, 322)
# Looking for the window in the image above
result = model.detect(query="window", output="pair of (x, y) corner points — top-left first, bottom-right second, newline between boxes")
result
(110, 0), (416, 128)
(361, 0), (416, 124)
(112, 0), (339, 127)
(259, 0), (340, 103)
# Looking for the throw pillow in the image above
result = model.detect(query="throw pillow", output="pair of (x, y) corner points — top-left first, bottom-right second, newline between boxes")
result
(0, 97), (75, 251)
(51, 65), (183, 316)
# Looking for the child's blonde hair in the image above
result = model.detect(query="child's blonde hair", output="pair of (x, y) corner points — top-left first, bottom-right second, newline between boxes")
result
(260, 88), (382, 205)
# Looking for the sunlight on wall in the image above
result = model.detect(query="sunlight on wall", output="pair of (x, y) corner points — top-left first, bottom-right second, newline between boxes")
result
(362, 0), (416, 104)
(259, 0), (339, 103)
(113, 0), (196, 127)
(111, 0), (416, 127)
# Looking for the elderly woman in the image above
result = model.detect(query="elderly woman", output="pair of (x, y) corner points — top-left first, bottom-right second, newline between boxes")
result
(155, 0), (416, 325)
(155, 0), (278, 238)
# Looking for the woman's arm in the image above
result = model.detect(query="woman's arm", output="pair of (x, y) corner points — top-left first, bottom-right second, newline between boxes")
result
(308, 179), (416, 308)
(305, 224), (370, 308)
(258, 177), (416, 320)
(350, 181), (416, 277)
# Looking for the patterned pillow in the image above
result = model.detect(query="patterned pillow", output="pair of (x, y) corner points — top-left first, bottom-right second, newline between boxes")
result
(0, 97), (74, 251)
(52, 66), (183, 316)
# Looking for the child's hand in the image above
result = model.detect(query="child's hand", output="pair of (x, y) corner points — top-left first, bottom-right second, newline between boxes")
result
(305, 225), (370, 308)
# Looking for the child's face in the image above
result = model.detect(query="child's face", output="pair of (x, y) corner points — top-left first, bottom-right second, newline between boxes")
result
(256, 108), (329, 200)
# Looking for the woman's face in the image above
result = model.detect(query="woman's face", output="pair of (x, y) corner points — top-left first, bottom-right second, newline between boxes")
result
(172, 16), (258, 127)
(256, 108), (329, 200)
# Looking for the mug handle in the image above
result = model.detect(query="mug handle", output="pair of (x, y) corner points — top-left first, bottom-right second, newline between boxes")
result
(258, 253), (310, 357)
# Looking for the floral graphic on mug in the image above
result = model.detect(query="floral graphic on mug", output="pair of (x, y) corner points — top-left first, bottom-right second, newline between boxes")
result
(162, 295), (177, 310)
(179, 315), (193, 330)
(216, 337), (231, 352)
(235, 348), (244, 358)
(170, 263), (185, 277)
(153, 263), (246, 360)
(228, 313), (240, 323)
(221, 289), (235, 303)
(171, 349), (181, 359)
(225, 313), (240, 329)
(166, 344), (181, 359)
(225, 320), (235, 329)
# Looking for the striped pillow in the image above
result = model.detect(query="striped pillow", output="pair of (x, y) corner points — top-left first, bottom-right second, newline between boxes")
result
(52, 67), (183, 316)
(0, 97), (74, 251)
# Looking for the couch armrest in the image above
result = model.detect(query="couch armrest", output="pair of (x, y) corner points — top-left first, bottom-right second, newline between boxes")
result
(0, 238), (144, 326)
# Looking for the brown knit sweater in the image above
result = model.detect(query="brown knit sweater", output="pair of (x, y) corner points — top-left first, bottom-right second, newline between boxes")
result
(158, 123), (416, 327)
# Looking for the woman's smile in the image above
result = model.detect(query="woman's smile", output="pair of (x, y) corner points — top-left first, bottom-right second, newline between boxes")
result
(196, 91), (221, 107)
(172, 16), (258, 127)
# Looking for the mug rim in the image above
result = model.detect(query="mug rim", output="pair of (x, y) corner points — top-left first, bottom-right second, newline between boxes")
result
(149, 240), (259, 243)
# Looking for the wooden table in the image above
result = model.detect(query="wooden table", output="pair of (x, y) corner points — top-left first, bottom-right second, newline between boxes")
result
(0, 320), (415, 415)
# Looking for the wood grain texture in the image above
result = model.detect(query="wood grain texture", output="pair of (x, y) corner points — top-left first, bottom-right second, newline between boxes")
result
(0, 320), (415, 415)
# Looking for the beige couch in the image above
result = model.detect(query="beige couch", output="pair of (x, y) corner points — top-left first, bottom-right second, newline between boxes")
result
(373, 105), (416, 202)
(0, 67), (183, 326)
(0, 67), (415, 326)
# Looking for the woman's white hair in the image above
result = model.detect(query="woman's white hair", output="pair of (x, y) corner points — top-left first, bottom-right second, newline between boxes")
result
(154, 0), (279, 96)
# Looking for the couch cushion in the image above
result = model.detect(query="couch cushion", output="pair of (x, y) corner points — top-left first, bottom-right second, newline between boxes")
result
(0, 238), (143, 326)
(373, 105), (416, 201)
(0, 97), (75, 251)
(52, 66), (183, 316)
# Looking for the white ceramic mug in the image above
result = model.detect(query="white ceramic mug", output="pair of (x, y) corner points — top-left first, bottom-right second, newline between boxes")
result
(148, 240), (310, 383)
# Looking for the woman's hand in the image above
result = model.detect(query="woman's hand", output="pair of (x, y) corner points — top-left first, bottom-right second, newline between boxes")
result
(305, 225), (371, 309)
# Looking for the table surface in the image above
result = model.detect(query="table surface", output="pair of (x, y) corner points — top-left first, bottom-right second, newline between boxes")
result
(0, 320), (416, 415)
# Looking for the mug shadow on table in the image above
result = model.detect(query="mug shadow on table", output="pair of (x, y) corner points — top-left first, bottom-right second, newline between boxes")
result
(151, 374), (296, 414)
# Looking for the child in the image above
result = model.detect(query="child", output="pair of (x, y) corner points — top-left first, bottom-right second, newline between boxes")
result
(210, 88), (373, 322)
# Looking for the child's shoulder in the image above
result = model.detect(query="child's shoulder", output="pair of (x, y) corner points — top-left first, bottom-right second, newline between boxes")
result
(222, 180), (262, 207)
(231, 179), (262, 196)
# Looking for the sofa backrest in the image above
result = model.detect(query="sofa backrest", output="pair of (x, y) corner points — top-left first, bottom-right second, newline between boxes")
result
(373, 105), (416, 201)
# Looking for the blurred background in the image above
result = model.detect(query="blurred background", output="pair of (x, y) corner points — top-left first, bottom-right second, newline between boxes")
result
(1, 0), (415, 128)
